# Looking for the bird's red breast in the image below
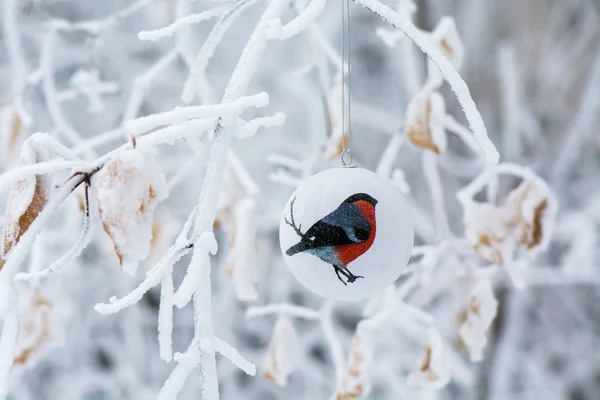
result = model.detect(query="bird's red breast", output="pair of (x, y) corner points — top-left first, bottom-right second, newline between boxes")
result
(335, 200), (377, 266)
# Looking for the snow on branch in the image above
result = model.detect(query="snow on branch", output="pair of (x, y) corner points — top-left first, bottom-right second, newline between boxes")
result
(138, 5), (229, 41)
(234, 113), (286, 139)
(181, 0), (261, 104)
(94, 240), (193, 315)
(214, 337), (257, 376)
(246, 303), (321, 320)
(172, 232), (217, 308)
(266, 0), (328, 40)
(124, 92), (270, 136)
(14, 183), (94, 282)
(352, 0), (499, 164)
(151, 1), (292, 396)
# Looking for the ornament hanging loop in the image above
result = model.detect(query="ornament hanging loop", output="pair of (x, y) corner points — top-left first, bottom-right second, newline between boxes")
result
(341, 148), (354, 167)
(340, 0), (354, 168)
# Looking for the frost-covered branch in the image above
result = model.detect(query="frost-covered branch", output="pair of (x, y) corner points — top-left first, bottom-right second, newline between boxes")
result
(266, 0), (327, 40)
(15, 183), (94, 282)
(138, 5), (229, 41)
(352, 0), (499, 164)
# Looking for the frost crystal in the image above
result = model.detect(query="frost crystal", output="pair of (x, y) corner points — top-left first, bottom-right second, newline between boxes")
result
(263, 316), (300, 387)
(405, 90), (447, 154)
(407, 329), (450, 389)
(458, 277), (498, 362)
(336, 329), (373, 399)
(96, 148), (168, 275)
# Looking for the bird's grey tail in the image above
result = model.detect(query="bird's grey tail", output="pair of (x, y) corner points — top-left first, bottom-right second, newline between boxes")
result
(286, 241), (308, 256)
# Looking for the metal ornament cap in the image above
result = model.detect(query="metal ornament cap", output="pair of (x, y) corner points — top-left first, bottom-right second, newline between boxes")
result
(279, 167), (414, 301)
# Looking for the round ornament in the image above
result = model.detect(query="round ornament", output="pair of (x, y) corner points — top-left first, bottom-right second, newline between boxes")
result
(279, 167), (414, 301)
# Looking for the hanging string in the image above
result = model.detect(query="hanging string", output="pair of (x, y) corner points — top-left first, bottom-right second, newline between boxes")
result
(340, 0), (353, 167)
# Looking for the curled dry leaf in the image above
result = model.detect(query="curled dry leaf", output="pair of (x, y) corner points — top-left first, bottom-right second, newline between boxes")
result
(0, 106), (25, 167)
(224, 197), (259, 302)
(407, 329), (450, 389)
(13, 292), (57, 367)
(2, 149), (50, 258)
(336, 329), (373, 400)
(263, 316), (300, 387)
(458, 277), (498, 362)
(426, 16), (465, 89)
(405, 90), (447, 154)
(504, 177), (558, 255)
(465, 175), (558, 265)
(96, 148), (168, 275)
(465, 203), (515, 265)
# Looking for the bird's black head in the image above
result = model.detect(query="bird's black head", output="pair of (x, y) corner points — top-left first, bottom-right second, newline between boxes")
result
(343, 193), (378, 206)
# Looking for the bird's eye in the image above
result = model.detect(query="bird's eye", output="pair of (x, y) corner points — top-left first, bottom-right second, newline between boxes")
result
(310, 236), (316, 241)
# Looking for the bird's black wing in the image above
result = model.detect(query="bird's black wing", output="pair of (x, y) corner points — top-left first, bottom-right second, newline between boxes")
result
(285, 220), (353, 256)
(301, 202), (370, 249)
(302, 220), (357, 249)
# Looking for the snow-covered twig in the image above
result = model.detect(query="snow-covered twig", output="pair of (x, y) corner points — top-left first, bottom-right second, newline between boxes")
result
(158, 273), (175, 362)
(214, 338), (256, 375)
(41, 29), (92, 154)
(266, 0), (327, 40)
(94, 240), (193, 315)
(15, 183), (94, 282)
(0, 160), (85, 193)
(246, 303), (321, 320)
(181, 0), (260, 104)
(122, 50), (179, 126)
(234, 113), (286, 139)
(138, 5), (229, 41)
(125, 92), (269, 135)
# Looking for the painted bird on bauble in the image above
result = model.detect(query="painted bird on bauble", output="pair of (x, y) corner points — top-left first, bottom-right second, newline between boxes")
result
(285, 193), (378, 285)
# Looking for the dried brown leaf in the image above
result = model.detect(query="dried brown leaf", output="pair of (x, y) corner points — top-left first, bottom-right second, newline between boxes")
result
(520, 199), (548, 250)
(13, 292), (54, 366)
(336, 331), (372, 399)
(407, 96), (438, 153)
(96, 149), (168, 274)
(263, 317), (300, 387)
(2, 175), (48, 257)
(405, 91), (446, 154)
(1, 108), (25, 164)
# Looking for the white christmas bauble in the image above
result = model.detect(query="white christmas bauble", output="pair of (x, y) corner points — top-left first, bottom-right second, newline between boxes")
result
(279, 167), (414, 301)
